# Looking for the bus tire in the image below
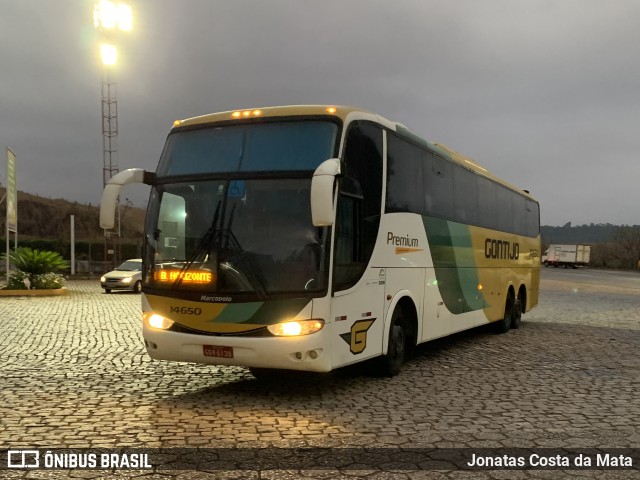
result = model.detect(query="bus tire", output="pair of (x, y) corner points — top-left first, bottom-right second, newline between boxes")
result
(512, 290), (524, 329)
(375, 308), (407, 377)
(494, 292), (515, 333)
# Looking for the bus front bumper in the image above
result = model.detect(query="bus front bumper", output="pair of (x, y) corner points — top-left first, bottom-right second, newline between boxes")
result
(142, 325), (332, 372)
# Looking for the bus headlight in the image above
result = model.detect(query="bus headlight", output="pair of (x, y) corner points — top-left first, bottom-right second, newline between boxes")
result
(144, 313), (174, 330)
(267, 319), (324, 336)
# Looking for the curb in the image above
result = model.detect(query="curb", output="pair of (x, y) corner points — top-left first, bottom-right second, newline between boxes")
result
(0, 288), (69, 297)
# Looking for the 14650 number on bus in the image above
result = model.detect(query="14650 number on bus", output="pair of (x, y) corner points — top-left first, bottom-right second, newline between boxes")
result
(169, 306), (202, 315)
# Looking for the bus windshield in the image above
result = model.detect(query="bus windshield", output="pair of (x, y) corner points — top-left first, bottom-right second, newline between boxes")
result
(145, 119), (338, 297)
(146, 178), (327, 297)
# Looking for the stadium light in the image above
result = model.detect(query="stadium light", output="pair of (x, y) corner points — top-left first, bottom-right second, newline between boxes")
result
(100, 44), (118, 66)
(94, 0), (133, 31)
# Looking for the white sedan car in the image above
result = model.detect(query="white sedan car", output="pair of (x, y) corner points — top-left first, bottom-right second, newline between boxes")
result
(101, 259), (143, 293)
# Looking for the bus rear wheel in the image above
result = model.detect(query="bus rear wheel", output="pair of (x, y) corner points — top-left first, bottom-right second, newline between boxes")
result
(511, 291), (524, 329)
(494, 292), (515, 334)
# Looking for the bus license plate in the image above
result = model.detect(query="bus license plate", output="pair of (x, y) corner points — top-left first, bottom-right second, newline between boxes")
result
(203, 345), (234, 358)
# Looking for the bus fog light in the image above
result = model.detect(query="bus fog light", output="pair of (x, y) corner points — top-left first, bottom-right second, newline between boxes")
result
(267, 319), (324, 337)
(145, 313), (174, 330)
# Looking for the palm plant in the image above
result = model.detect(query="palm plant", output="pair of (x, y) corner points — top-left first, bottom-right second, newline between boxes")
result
(5, 247), (69, 284)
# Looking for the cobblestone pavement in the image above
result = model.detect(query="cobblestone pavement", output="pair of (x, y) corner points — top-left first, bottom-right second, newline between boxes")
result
(1, 269), (639, 479)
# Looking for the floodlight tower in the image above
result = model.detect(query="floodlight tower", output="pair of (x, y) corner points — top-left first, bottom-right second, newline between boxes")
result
(94, 0), (132, 188)
(100, 46), (119, 189)
(93, 0), (132, 264)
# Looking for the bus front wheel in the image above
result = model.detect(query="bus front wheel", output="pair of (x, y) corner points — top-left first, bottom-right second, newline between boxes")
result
(375, 309), (407, 377)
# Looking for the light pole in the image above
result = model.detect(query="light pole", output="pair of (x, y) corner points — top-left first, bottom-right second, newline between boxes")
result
(93, 0), (132, 267)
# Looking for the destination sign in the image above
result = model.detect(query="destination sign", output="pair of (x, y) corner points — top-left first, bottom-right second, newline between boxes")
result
(154, 270), (215, 284)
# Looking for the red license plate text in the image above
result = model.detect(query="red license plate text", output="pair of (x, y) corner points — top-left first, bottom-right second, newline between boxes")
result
(203, 345), (234, 358)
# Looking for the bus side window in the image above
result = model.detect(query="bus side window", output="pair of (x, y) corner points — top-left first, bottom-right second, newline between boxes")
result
(333, 123), (383, 292)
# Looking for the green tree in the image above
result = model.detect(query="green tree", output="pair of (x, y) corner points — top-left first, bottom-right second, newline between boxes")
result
(612, 226), (640, 269)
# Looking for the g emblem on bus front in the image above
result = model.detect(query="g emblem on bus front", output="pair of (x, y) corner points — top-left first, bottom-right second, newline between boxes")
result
(340, 319), (375, 354)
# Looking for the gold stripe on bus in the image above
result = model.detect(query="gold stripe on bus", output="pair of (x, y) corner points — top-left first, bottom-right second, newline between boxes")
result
(395, 247), (424, 254)
(146, 295), (267, 333)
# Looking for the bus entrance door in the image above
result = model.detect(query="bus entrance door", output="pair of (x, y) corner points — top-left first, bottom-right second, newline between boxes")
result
(330, 267), (386, 368)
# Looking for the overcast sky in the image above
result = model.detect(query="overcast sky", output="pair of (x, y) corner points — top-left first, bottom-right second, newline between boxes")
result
(1, 0), (639, 226)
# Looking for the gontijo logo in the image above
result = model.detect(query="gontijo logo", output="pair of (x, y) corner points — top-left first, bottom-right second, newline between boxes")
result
(484, 238), (520, 260)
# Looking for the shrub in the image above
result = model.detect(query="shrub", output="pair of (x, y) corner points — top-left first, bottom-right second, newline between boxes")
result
(32, 272), (66, 289)
(5, 271), (31, 290)
(1, 247), (69, 289)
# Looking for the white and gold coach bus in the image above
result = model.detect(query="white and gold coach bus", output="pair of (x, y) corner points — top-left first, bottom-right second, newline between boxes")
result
(101, 105), (540, 376)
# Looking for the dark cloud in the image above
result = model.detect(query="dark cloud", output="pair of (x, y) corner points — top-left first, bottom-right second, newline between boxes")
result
(1, 0), (639, 225)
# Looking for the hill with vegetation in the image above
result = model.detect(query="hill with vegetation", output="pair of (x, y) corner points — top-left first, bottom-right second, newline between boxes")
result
(0, 188), (144, 241)
(1, 188), (145, 265)
(540, 222), (625, 245)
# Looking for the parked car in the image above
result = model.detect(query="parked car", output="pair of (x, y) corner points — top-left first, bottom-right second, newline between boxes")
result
(101, 259), (143, 293)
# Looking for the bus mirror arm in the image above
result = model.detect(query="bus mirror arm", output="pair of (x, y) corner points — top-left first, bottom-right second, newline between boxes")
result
(100, 168), (151, 230)
(311, 158), (341, 227)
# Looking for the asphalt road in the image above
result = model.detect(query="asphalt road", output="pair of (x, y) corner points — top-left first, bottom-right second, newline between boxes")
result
(1, 268), (639, 478)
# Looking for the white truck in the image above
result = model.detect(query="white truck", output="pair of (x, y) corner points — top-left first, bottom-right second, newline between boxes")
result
(542, 244), (591, 268)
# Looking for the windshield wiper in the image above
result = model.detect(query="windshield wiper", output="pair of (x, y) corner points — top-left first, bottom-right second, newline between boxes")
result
(169, 188), (268, 299)
(215, 202), (268, 298)
(171, 200), (222, 289)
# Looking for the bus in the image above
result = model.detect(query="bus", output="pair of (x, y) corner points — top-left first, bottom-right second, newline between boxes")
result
(100, 105), (540, 376)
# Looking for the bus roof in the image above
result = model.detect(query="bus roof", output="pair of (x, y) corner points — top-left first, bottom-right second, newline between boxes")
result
(172, 105), (370, 129)
(172, 105), (536, 201)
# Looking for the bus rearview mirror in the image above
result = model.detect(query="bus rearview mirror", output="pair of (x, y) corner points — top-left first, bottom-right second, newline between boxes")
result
(100, 168), (148, 229)
(311, 158), (341, 227)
